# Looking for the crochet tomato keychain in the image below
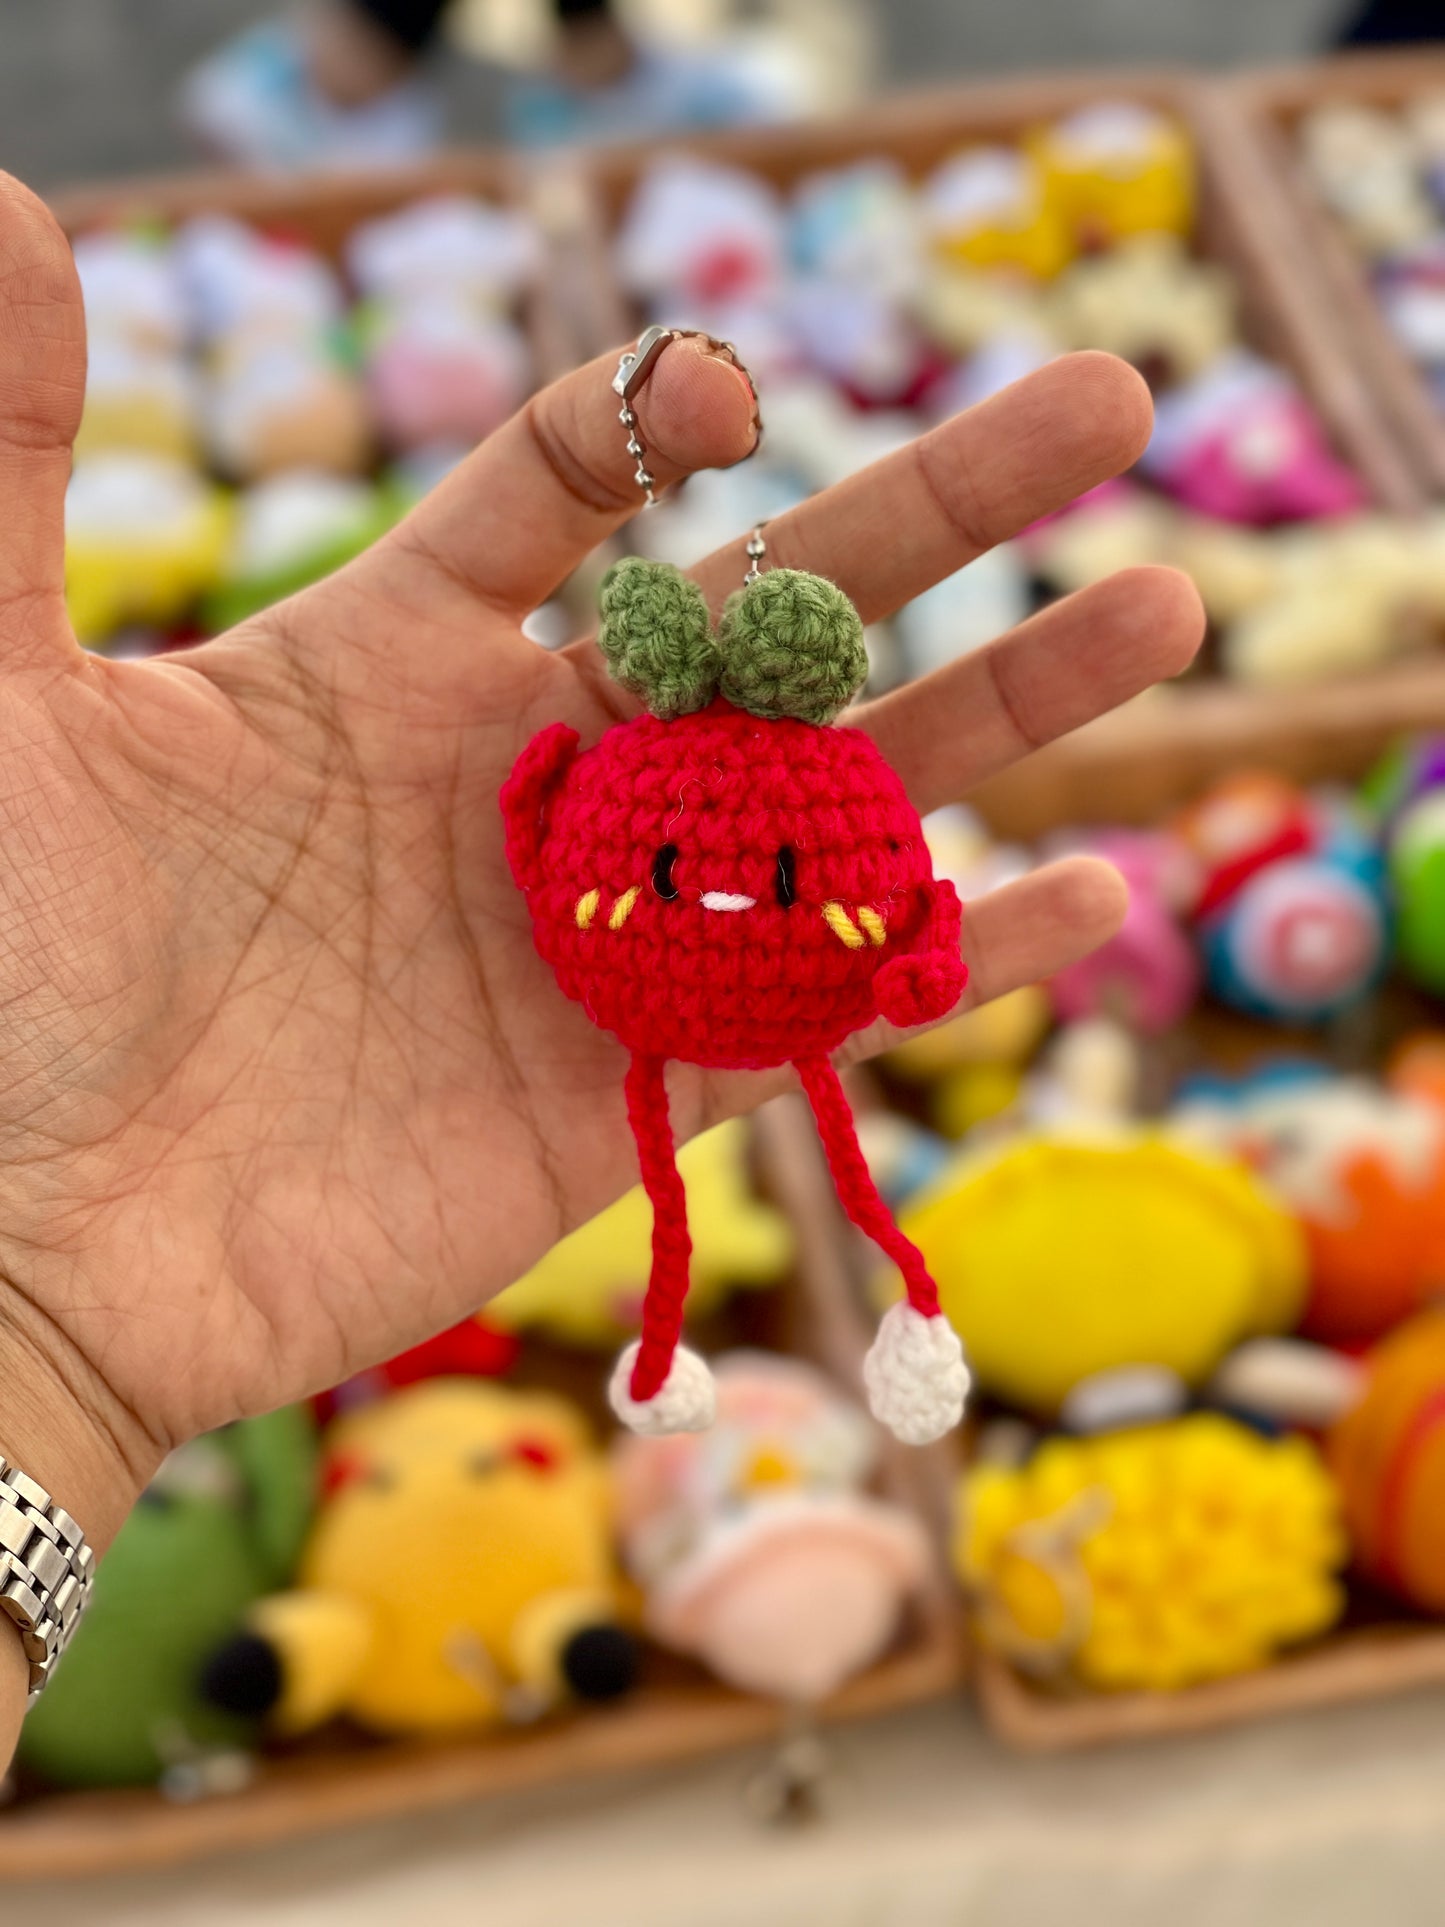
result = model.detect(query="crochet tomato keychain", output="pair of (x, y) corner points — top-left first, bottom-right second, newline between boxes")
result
(501, 332), (971, 1446)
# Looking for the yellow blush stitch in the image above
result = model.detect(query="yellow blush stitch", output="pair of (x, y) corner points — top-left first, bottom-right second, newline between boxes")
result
(608, 886), (641, 931)
(575, 889), (600, 930)
(823, 901), (865, 949)
(858, 905), (887, 947)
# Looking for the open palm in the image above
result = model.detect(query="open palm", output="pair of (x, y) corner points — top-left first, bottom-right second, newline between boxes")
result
(0, 176), (1203, 1546)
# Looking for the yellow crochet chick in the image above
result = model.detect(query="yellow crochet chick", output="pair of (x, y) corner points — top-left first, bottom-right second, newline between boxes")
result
(1030, 103), (1195, 245)
(490, 1119), (792, 1346)
(203, 1381), (637, 1737)
(899, 1132), (1306, 1415)
(955, 1416), (1346, 1691)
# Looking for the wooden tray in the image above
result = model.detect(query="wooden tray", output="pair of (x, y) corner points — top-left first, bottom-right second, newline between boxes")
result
(1223, 52), (1445, 502)
(969, 654), (1445, 840)
(972, 1621), (1445, 1753)
(0, 1097), (964, 1881)
(570, 71), (1423, 514)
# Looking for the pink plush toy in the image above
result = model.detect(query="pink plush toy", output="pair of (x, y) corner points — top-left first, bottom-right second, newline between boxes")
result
(1143, 352), (1367, 526)
(1048, 830), (1200, 1034)
(611, 1354), (932, 1704)
(365, 304), (532, 452)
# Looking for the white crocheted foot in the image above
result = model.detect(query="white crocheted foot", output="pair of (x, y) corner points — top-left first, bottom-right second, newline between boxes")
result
(863, 1304), (969, 1446)
(609, 1342), (717, 1435)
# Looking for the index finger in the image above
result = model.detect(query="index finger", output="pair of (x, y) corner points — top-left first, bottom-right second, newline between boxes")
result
(381, 332), (760, 621)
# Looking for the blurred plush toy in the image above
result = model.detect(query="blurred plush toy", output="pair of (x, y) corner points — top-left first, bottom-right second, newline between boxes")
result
(177, 215), (346, 345)
(1031, 102), (1195, 246)
(65, 454), (232, 646)
(885, 984), (1051, 1139)
(898, 1130), (1305, 1417)
(956, 1415), (1345, 1690)
(611, 1353), (931, 1704)
(1300, 104), (1434, 258)
(1051, 235), (1233, 382)
(790, 160), (922, 305)
(913, 262), (1057, 366)
(75, 338), (201, 464)
(203, 1382), (637, 1737)
(20, 1408), (316, 1789)
(348, 200), (538, 453)
(617, 157), (786, 314)
(203, 335), (372, 481)
(205, 470), (398, 629)
(490, 1120), (792, 1348)
(1330, 1309), (1445, 1612)
(314, 1314), (520, 1425)
(74, 229), (188, 353)
(922, 145), (1074, 281)
(360, 300), (533, 453)
(1172, 772), (1387, 1022)
(347, 195), (541, 316)
(1177, 1065), (1445, 1345)
(1142, 350), (1368, 525)
(73, 230), (198, 461)
(1024, 478), (1179, 597)
(1369, 736), (1445, 996)
(1047, 829), (1200, 1034)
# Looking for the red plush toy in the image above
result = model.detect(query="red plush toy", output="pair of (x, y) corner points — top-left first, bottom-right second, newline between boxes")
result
(502, 559), (970, 1445)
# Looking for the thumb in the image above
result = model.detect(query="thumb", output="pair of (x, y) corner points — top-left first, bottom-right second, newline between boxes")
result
(0, 174), (85, 635)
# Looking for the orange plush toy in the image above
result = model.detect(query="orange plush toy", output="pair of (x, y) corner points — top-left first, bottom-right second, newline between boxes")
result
(1178, 1060), (1445, 1346)
(1331, 1309), (1445, 1611)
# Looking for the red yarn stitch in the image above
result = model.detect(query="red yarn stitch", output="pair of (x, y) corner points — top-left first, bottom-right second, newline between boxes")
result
(501, 695), (968, 1404)
(795, 1054), (941, 1320)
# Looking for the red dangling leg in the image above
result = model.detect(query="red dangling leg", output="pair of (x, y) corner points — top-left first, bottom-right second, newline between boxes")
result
(794, 1054), (968, 1446)
(793, 1054), (939, 1317)
(610, 1053), (714, 1432)
(625, 1052), (691, 1400)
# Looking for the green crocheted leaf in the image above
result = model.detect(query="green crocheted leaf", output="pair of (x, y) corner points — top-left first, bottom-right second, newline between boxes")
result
(717, 569), (867, 725)
(597, 558), (721, 719)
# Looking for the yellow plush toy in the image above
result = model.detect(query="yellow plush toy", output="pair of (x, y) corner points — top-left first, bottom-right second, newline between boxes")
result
(1030, 103), (1195, 245)
(955, 1416), (1346, 1690)
(922, 146), (1075, 281)
(898, 1132), (1305, 1416)
(490, 1119), (792, 1346)
(202, 1381), (637, 1737)
(65, 454), (232, 647)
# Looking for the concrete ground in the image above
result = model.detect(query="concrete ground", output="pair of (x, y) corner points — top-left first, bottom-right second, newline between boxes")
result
(1, 0), (1344, 192)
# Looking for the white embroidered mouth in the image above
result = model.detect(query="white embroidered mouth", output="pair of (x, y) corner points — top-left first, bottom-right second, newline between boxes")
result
(700, 892), (756, 912)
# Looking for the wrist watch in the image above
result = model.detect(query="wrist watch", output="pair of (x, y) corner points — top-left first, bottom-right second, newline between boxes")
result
(0, 1457), (94, 1701)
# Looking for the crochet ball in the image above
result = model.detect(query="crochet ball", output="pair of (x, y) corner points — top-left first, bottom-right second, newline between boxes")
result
(518, 704), (941, 1071)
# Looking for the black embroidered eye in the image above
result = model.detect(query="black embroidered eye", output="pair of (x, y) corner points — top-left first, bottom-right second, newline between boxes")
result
(652, 844), (680, 900)
(775, 846), (797, 908)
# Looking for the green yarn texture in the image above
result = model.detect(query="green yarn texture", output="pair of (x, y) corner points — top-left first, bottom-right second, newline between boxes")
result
(718, 570), (867, 725)
(597, 558), (719, 718)
(595, 557), (867, 726)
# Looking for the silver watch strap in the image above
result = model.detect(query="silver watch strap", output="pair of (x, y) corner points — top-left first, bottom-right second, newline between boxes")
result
(0, 1458), (94, 1702)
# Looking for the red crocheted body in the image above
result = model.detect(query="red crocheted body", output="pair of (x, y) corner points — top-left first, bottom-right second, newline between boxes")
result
(505, 701), (945, 1071)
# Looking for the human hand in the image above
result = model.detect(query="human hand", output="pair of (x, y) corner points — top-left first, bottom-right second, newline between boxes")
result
(0, 176), (1202, 1579)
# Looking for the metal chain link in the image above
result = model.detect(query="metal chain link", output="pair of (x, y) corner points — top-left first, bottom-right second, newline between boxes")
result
(0, 1457), (95, 1700)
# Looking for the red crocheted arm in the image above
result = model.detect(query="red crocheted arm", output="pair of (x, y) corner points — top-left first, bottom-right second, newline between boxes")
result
(873, 877), (968, 1030)
(501, 722), (580, 895)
